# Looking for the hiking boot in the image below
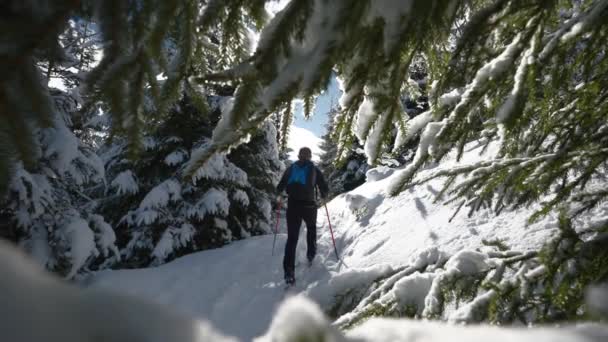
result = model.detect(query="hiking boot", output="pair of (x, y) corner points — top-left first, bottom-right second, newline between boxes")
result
(285, 276), (295, 287)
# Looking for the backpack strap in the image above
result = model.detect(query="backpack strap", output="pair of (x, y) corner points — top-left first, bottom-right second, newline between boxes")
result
(311, 164), (318, 200)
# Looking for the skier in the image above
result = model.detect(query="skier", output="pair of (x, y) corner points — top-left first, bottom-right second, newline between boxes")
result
(277, 147), (329, 287)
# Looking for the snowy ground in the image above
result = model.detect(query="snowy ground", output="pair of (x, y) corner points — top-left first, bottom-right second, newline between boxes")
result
(3, 231), (606, 342)
(89, 141), (608, 339)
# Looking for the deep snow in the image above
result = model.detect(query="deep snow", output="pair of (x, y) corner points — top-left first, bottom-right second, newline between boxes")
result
(89, 141), (608, 339)
(2, 237), (607, 342)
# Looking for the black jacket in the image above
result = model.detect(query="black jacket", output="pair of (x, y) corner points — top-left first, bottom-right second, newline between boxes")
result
(277, 160), (328, 203)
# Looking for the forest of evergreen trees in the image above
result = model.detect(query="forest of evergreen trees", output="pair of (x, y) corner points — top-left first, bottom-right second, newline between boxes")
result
(1, 0), (607, 308)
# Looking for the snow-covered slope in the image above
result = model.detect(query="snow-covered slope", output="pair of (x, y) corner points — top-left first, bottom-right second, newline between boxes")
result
(256, 296), (608, 342)
(0, 240), (234, 342)
(3, 236), (606, 342)
(287, 125), (323, 161)
(89, 141), (608, 339)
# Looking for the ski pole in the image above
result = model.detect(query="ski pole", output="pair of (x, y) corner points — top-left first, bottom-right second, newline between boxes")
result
(324, 203), (340, 261)
(272, 199), (282, 256)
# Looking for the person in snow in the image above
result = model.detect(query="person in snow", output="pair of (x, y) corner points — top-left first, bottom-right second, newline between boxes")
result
(277, 147), (329, 286)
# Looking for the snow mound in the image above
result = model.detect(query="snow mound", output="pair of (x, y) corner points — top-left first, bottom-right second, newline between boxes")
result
(0, 239), (235, 342)
(392, 272), (436, 315)
(60, 216), (97, 279)
(587, 285), (608, 318)
(366, 166), (394, 182)
(254, 296), (342, 342)
(444, 250), (491, 275)
(6, 237), (608, 342)
(259, 297), (608, 342)
(347, 318), (608, 342)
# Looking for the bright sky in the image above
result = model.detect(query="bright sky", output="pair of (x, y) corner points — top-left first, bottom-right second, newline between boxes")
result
(292, 75), (340, 137)
(288, 75), (340, 161)
(287, 125), (323, 162)
(265, 0), (341, 139)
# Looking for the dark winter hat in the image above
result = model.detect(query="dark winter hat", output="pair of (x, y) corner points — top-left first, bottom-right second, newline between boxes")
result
(298, 147), (312, 161)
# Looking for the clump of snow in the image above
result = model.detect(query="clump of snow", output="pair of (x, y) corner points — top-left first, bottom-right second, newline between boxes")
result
(306, 264), (394, 309)
(9, 165), (55, 227)
(367, 0), (415, 55)
(392, 272), (436, 315)
(164, 149), (187, 166)
(438, 88), (463, 107)
(142, 136), (158, 150)
(152, 224), (195, 264)
(449, 290), (496, 323)
(344, 193), (371, 212)
(409, 247), (449, 270)
(393, 110), (433, 152)
(152, 231), (175, 264)
(59, 216), (97, 279)
(265, 0), (291, 16)
(187, 188), (230, 220)
(355, 95), (377, 143)
(496, 34), (537, 124)
(560, 1), (608, 42)
(418, 120), (446, 159)
(134, 209), (159, 226)
(139, 179), (182, 209)
(366, 166), (395, 182)
(209, 88), (236, 147)
(254, 296), (342, 342)
(89, 214), (120, 259)
(444, 250), (491, 275)
(467, 33), (523, 89)
(389, 118), (446, 192)
(363, 107), (393, 165)
(232, 189), (250, 206)
(110, 170), (139, 195)
(422, 250), (493, 318)
(189, 152), (249, 186)
(41, 115), (104, 185)
(215, 218), (229, 232)
(347, 160), (360, 171)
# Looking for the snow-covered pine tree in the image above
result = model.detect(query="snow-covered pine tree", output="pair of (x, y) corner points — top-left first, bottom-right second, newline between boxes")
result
(0, 9), (119, 277)
(3, 0), (607, 228)
(41, 15), (101, 90)
(100, 91), (281, 267)
(0, 87), (118, 278)
(319, 107), (368, 198)
(91, 0), (279, 267)
(0, 0), (267, 193)
(187, 0), (608, 225)
(228, 120), (284, 236)
(320, 61), (429, 198)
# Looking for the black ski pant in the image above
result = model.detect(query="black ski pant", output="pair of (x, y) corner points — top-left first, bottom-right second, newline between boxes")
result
(283, 201), (317, 280)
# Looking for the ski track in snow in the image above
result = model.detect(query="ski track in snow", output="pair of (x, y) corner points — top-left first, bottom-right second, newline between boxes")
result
(91, 229), (348, 340)
(89, 141), (608, 340)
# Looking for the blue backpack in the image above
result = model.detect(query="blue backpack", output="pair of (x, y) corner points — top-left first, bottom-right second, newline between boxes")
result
(287, 163), (311, 185)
